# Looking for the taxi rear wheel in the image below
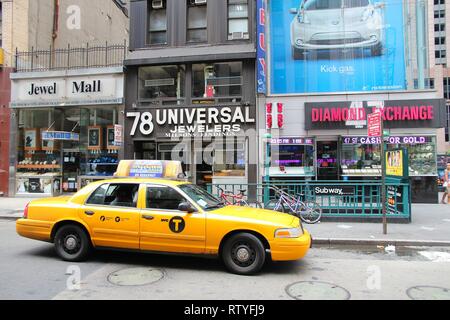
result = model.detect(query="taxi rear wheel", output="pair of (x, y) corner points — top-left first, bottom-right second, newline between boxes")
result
(54, 225), (91, 262)
(222, 233), (266, 275)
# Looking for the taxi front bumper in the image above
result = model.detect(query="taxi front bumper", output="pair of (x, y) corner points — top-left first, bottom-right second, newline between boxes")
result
(269, 231), (312, 261)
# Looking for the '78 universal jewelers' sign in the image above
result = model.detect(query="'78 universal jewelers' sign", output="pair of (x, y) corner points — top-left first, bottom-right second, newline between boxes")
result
(127, 106), (256, 138)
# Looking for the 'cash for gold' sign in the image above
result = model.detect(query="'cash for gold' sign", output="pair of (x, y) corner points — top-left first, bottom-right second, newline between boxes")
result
(386, 149), (408, 178)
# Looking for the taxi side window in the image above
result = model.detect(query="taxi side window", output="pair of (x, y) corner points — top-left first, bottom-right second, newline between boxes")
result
(87, 183), (140, 208)
(146, 186), (186, 210)
(86, 184), (108, 205)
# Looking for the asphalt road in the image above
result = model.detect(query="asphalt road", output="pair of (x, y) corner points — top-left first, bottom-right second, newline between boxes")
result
(1, 219), (450, 300)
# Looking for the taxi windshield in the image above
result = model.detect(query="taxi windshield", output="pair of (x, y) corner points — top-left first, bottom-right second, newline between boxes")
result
(179, 184), (225, 210)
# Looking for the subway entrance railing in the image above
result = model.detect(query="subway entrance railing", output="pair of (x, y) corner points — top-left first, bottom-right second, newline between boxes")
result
(207, 180), (411, 221)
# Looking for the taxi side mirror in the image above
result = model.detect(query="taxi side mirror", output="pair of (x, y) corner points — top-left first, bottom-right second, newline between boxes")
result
(178, 202), (197, 214)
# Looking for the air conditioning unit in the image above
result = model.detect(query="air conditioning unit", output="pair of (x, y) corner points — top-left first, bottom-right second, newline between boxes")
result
(191, 0), (207, 5)
(152, 0), (164, 9)
(229, 32), (250, 40)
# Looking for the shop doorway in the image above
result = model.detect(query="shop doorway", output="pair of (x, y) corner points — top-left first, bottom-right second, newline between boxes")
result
(317, 141), (338, 180)
(195, 140), (213, 188)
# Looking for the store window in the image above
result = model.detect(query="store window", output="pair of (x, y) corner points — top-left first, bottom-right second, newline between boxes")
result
(138, 65), (186, 104)
(187, 0), (207, 43)
(192, 62), (242, 103)
(387, 136), (437, 177)
(16, 108), (63, 195)
(340, 142), (382, 177)
(269, 139), (315, 177)
(148, 0), (167, 45)
(79, 107), (120, 188)
(213, 139), (246, 177)
(228, 0), (249, 40)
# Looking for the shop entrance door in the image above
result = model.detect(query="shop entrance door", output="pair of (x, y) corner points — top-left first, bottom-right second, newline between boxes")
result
(195, 140), (213, 188)
(134, 141), (157, 160)
(317, 141), (338, 180)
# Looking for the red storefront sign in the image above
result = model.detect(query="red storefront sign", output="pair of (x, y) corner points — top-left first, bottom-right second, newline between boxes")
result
(368, 112), (382, 137)
(304, 99), (446, 130)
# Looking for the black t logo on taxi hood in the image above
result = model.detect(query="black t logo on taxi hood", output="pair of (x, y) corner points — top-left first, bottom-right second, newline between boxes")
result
(169, 217), (185, 233)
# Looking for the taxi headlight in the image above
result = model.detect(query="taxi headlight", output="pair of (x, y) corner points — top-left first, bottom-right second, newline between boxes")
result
(275, 226), (303, 238)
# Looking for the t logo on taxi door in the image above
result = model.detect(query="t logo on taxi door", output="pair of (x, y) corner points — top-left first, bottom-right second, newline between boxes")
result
(169, 217), (185, 233)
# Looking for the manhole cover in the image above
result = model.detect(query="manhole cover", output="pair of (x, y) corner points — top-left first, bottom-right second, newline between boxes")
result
(107, 267), (164, 286)
(407, 286), (450, 300)
(286, 281), (351, 300)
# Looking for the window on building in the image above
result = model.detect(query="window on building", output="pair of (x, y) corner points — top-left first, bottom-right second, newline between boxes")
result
(435, 0), (445, 5)
(436, 50), (447, 59)
(414, 78), (435, 89)
(435, 37), (446, 45)
(228, 0), (249, 40)
(445, 78), (450, 99)
(434, 10), (445, 19)
(192, 62), (243, 102)
(148, 0), (167, 45)
(187, 0), (207, 43)
(138, 65), (186, 103)
(213, 139), (246, 177)
(435, 23), (445, 32)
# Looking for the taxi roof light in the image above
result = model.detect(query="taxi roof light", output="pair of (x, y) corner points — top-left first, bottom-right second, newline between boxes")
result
(114, 160), (187, 181)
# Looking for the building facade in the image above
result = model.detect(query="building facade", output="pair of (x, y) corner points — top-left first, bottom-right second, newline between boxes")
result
(9, 60), (125, 197)
(124, 0), (258, 191)
(4, 0), (129, 196)
(258, 0), (446, 203)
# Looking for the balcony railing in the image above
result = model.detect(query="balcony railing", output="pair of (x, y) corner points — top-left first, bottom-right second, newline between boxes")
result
(14, 42), (127, 73)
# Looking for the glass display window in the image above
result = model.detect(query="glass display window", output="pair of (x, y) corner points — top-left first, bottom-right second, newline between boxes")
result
(16, 109), (63, 195)
(269, 138), (315, 177)
(340, 139), (382, 176)
(80, 107), (120, 180)
(387, 136), (437, 177)
(213, 139), (246, 177)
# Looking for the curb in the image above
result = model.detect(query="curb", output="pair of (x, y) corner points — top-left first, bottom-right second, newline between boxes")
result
(313, 238), (450, 247)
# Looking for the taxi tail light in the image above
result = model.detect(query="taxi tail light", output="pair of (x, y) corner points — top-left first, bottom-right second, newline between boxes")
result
(23, 203), (29, 219)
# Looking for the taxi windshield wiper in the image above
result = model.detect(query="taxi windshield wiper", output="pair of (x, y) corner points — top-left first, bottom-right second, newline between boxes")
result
(206, 202), (226, 210)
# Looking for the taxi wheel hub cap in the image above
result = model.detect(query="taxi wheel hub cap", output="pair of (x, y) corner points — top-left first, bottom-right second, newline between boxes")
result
(61, 234), (81, 254)
(65, 236), (77, 250)
(231, 242), (256, 267)
(236, 248), (250, 262)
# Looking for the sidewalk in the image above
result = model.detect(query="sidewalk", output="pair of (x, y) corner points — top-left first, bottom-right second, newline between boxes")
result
(307, 203), (450, 246)
(0, 197), (33, 219)
(1, 196), (450, 246)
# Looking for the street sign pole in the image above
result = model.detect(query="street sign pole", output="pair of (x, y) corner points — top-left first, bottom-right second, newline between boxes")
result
(381, 117), (387, 235)
(368, 108), (387, 234)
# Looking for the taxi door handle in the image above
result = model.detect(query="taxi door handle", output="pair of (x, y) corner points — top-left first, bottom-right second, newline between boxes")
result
(85, 210), (95, 216)
(142, 215), (154, 221)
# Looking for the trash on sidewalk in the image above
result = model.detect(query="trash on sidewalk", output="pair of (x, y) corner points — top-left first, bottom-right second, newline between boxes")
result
(385, 245), (396, 253)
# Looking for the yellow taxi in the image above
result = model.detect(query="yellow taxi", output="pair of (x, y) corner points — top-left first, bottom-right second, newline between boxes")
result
(16, 178), (312, 275)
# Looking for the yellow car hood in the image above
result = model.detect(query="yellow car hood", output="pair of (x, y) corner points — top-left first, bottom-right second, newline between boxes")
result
(211, 205), (299, 227)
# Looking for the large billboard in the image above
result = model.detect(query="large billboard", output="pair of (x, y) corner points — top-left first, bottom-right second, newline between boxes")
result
(269, 0), (406, 94)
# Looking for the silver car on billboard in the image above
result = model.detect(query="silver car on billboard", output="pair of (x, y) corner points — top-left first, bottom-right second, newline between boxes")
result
(290, 0), (385, 59)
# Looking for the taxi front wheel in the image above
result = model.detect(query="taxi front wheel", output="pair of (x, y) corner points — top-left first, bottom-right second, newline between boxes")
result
(222, 233), (266, 275)
(54, 225), (91, 262)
